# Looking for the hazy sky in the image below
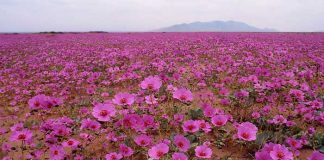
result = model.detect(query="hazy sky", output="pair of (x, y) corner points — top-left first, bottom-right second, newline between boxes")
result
(0, 0), (324, 32)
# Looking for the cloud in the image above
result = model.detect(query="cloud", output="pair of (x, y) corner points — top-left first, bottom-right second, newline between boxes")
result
(0, 0), (323, 32)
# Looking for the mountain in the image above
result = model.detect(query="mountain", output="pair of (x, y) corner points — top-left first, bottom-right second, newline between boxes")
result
(155, 20), (276, 32)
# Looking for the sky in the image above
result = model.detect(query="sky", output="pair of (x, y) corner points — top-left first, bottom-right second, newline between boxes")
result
(0, 0), (323, 32)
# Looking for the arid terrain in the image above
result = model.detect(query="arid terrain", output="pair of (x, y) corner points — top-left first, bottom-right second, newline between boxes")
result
(0, 33), (323, 160)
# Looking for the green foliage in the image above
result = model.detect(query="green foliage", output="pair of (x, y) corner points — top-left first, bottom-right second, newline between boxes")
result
(308, 132), (324, 150)
(255, 131), (272, 148)
(160, 118), (169, 131)
(189, 109), (203, 120)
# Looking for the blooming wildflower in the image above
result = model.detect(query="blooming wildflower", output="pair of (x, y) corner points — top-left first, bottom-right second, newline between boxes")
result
(140, 76), (162, 90)
(105, 152), (123, 160)
(174, 114), (184, 122)
(145, 95), (158, 104)
(134, 134), (152, 147)
(50, 145), (65, 160)
(79, 133), (91, 140)
(182, 120), (199, 133)
(172, 152), (188, 160)
(252, 112), (261, 119)
(197, 120), (212, 133)
(195, 145), (212, 158)
(234, 90), (249, 98)
(10, 123), (24, 131)
(255, 151), (272, 160)
(28, 94), (47, 110)
(148, 143), (169, 159)
(211, 115), (228, 127)
(256, 143), (293, 160)
(74, 155), (84, 160)
(309, 100), (323, 109)
(308, 127), (316, 135)
(113, 92), (135, 106)
(203, 106), (217, 117)
(142, 114), (156, 129)
(80, 118), (101, 131)
(28, 95), (62, 110)
(285, 137), (302, 149)
(237, 122), (258, 141)
(269, 144), (294, 160)
(101, 92), (110, 97)
(62, 138), (80, 149)
(173, 88), (193, 102)
(92, 103), (116, 122)
(10, 129), (33, 142)
(289, 89), (305, 101)
(307, 151), (324, 160)
(1, 143), (12, 152)
(174, 134), (190, 152)
(270, 115), (287, 125)
(119, 144), (134, 157)
(167, 84), (177, 92)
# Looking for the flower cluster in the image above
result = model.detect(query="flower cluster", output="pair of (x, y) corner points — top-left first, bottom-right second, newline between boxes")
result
(0, 33), (323, 159)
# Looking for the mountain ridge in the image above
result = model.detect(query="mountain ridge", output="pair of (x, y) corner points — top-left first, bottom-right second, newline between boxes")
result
(155, 20), (277, 32)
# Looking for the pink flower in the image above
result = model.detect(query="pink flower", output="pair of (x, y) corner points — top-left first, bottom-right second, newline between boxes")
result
(148, 143), (169, 159)
(140, 76), (162, 90)
(308, 127), (316, 135)
(92, 103), (116, 122)
(309, 100), (323, 109)
(182, 120), (199, 133)
(101, 92), (110, 97)
(174, 114), (184, 122)
(74, 155), (84, 160)
(173, 88), (193, 102)
(79, 133), (91, 140)
(105, 152), (123, 160)
(256, 143), (294, 160)
(50, 145), (65, 160)
(197, 120), (212, 133)
(307, 151), (324, 160)
(145, 95), (158, 104)
(211, 115), (228, 127)
(80, 118), (101, 131)
(252, 112), (261, 119)
(119, 144), (134, 157)
(174, 134), (190, 152)
(237, 122), (258, 141)
(142, 114), (156, 129)
(195, 145), (212, 158)
(172, 152), (188, 160)
(113, 92), (135, 106)
(285, 137), (302, 149)
(62, 138), (80, 149)
(234, 90), (249, 98)
(106, 132), (118, 142)
(28, 94), (47, 110)
(269, 115), (287, 125)
(255, 151), (272, 160)
(10, 123), (24, 131)
(28, 94), (62, 110)
(203, 106), (216, 117)
(289, 89), (305, 101)
(52, 125), (71, 136)
(121, 114), (145, 131)
(269, 144), (293, 160)
(10, 129), (33, 142)
(167, 84), (178, 92)
(134, 134), (152, 147)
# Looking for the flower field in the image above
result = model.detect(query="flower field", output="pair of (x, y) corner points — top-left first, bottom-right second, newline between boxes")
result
(0, 32), (323, 160)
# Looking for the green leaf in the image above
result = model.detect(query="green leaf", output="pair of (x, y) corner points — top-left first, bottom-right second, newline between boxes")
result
(320, 146), (324, 153)
(189, 109), (203, 120)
